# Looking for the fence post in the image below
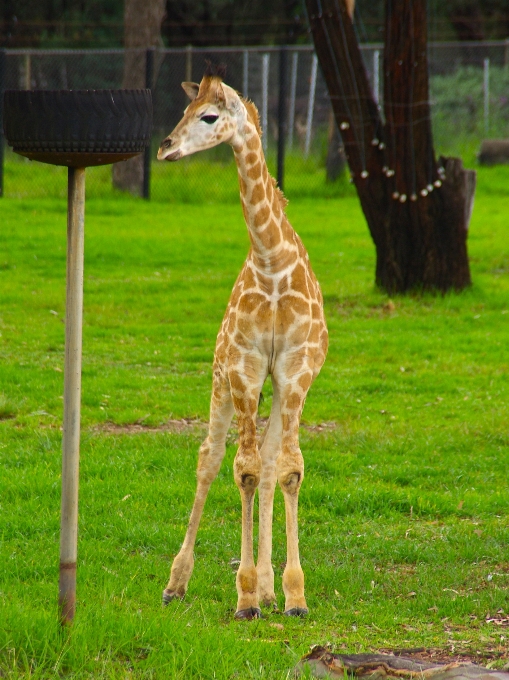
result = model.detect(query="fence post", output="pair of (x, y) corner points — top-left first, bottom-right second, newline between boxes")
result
(185, 44), (193, 82)
(483, 57), (490, 134)
(305, 54), (318, 158)
(288, 51), (298, 149)
(373, 49), (380, 104)
(0, 50), (5, 198)
(143, 48), (154, 201)
(243, 50), (249, 99)
(277, 47), (287, 191)
(24, 53), (31, 89)
(261, 54), (270, 153)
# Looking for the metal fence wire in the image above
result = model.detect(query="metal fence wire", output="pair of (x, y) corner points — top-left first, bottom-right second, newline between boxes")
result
(1, 42), (509, 201)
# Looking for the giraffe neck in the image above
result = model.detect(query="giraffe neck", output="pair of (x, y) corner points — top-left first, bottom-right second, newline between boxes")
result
(232, 122), (296, 273)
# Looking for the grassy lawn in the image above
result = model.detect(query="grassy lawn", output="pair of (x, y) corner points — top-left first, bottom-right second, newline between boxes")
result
(0, 164), (508, 678)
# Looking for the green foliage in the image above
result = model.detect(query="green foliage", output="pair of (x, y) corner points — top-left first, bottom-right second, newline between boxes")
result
(4, 0), (509, 49)
(0, 166), (509, 677)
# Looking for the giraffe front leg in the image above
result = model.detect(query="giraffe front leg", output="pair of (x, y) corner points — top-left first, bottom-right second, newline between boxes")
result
(256, 383), (282, 608)
(277, 443), (307, 616)
(230, 368), (264, 620)
(163, 374), (233, 604)
(256, 471), (277, 607)
(275, 367), (315, 617)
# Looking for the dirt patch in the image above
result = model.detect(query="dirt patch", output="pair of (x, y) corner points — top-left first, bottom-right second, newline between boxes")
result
(95, 418), (207, 435)
(302, 421), (337, 434)
(94, 417), (337, 436)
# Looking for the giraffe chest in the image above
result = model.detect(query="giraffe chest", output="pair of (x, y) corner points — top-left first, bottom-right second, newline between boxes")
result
(217, 260), (325, 363)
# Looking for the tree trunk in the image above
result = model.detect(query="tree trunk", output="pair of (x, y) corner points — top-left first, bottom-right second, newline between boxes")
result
(305, 0), (475, 293)
(112, 0), (165, 196)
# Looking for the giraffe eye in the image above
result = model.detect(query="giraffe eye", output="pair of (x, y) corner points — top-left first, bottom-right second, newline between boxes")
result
(201, 115), (219, 125)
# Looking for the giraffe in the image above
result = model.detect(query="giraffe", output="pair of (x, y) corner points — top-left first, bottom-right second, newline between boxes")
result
(157, 65), (328, 620)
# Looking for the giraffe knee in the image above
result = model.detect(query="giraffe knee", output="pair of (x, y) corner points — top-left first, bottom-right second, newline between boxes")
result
(233, 449), (261, 490)
(196, 437), (222, 484)
(239, 473), (259, 491)
(279, 471), (302, 494)
(277, 452), (304, 495)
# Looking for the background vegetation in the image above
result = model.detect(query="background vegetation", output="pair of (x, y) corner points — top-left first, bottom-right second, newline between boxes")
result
(2, 0), (509, 48)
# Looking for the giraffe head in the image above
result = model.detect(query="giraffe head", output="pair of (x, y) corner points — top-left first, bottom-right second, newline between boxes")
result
(157, 66), (247, 162)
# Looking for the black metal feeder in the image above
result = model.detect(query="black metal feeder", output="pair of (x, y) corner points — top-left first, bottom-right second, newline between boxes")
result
(3, 89), (153, 625)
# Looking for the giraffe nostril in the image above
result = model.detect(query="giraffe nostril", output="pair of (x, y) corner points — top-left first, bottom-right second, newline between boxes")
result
(162, 139), (173, 149)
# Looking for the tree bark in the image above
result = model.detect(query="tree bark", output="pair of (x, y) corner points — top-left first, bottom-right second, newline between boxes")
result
(112, 0), (165, 196)
(305, 0), (474, 293)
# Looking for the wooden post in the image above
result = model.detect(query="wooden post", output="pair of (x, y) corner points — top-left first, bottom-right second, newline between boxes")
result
(59, 166), (86, 625)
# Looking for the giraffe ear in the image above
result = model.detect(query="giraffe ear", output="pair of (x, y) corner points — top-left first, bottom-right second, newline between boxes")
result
(219, 82), (241, 113)
(182, 82), (199, 101)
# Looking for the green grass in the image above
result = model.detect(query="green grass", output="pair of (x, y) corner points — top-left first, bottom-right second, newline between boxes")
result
(2, 148), (354, 203)
(1, 163), (509, 678)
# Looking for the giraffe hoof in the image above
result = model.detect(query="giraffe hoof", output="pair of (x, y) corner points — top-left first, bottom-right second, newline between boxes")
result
(284, 607), (308, 617)
(162, 589), (184, 605)
(234, 607), (262, 620)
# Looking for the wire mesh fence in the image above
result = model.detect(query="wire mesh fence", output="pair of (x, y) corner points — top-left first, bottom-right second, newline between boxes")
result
(2, 41), (509, 202)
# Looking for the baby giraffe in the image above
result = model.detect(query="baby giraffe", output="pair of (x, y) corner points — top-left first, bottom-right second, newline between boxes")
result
(157, 65), (328, 619)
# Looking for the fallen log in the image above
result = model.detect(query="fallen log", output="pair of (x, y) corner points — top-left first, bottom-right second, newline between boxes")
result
(298, 647), (509, 680)
(478, 140), (509, 166)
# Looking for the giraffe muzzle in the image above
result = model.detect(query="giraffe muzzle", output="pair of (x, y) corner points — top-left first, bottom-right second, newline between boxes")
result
(157, 138), (182, 162)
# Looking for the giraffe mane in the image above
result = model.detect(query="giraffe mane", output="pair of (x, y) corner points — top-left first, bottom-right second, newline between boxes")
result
(241, 98), (288, 210)
(241, 98), (262, 137)
(272, 177), (289, 210)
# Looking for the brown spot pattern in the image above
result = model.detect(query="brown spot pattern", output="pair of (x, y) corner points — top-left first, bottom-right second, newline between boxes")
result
(258, 225), (282, 251)
(255, 204), (270, 226)
(250, 182), (265, 206)
(247, 163), (262, 180)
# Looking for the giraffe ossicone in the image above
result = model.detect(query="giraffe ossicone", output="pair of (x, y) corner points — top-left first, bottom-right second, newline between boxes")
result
(157, 69), (328, 619)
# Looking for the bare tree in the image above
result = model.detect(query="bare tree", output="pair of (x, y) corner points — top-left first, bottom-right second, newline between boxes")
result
(112, 0), (165, 196)
(305, 0), (476, 293)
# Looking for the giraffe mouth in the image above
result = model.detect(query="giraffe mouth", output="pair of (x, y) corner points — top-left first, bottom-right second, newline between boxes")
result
(157, 148), (182, 162)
